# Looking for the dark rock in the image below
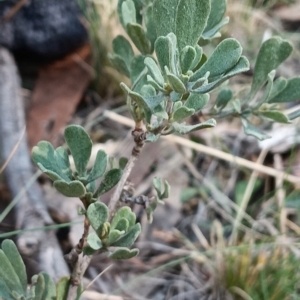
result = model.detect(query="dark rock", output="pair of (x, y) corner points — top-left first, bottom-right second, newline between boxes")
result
(0, 0), (88, 62)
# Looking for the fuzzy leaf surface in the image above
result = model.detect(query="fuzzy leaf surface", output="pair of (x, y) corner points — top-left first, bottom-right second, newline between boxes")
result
(250, 37), (293, 98)
(127, 23), (151, 55)
(54, 180), (86, 197)
(241, 118), (270, 140)
(172, 106), (195, 122)
(87, 232), (102, 250)
(94, 168), (122, 197)
(109, 247), (139, 260)
(190, 38), (242, 81)
(86, 150), (107, 182)
(111, 223), (141, 247)
(172, 119), (216, 134)
(259, 110), (291, 123)
(216, 89), (233, 108)
(64, 125), (92, 177)
(185, 93), (209, 111)
(111, 207), (136, 230)
(56, 277), (70, 300)
(2, 240), (27, 293)
(268, 77), (300, 103)
(87, 202), (109, 231)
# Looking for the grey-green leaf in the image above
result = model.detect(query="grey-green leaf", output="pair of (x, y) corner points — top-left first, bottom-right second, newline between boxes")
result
(241, 118), (270, 140)
(269, 77), (287, 100)
(172, 106), (195, 122)
(185, 93), (209, 111)
(259, 110), (291, 124)
(216, 89), (233, 108)
(153, 0), (210, 51)
(56, 277), (70, 300)
(54, 147), (72, 181)
(111, 206), (136, 230)
(165, 66), (186, 93)
(32, 274), (45, 300)
(0, 280), (14, 300)
(121, 0), (136, 26)
(94, 168), (122, 197)
(144, 57), (164, 87)
(2, 240), (27, 293)
(145, 4), (156, 52)
(86, 150), (107, 182)
(0, 249), (23, 294)
(107, 229), (125, 245)
(41, 273), (56, 300)
(180, 46), (196, 74)
(250, 37), (293, 98)
(190, 38), (242, 81)
(126, 23), (151, 55)
(109, 247), (139, 260)
(111, 223), (141, 247)
(172, 119), (216, 134)
(87, 202), (109, 231)
(112, 35), (134, 71)
(268, 77), (300, 103)
(109, 53), (130, 77)
(64, 125), (92, 177)
(54, 180), (86, 197)
(155, 36), (170, 76)
(87, 232), (102, 250)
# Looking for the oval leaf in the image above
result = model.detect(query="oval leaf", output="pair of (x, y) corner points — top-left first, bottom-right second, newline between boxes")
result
(109, 247), (139, 260)
(87, 150), (107, 182)
(87, 202), (109, 231)
(64, 125), (92, 177)
(111, 223), (141, 247)
(87, 232), (102, 250)
(185, 93), (209, 111)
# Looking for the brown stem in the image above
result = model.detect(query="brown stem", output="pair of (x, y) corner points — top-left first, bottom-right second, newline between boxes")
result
(66, 214), (90, 300)
(108, 124), (146, 221)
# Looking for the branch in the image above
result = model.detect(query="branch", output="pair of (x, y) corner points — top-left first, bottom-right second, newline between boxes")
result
(108, 124), (147, 220)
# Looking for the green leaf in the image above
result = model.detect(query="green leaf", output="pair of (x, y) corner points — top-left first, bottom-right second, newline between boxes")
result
(40, 273), (56, 300)
(111, 207), (136, 231)
(216, 89), (233, 108)
(190, 56), (249, 93)
(54, 180), (86, 197)
(56, 277), (70, 300)
(130, 55), (148, 93)
(269, 77), (287, 100)
(241, 118), (270, 140)
(153, 177), (170, 200)
(172, 106), (195, 122)
(268, 77), (300, 103)
(119, 157), (128, 170)
(205, 0), (226, 31)
(64, 125), (92, 177)
(145, 132), (160, 142)
(83, 245), (97, 256)
(250, 37), (293, 98)
(190, 38), (243, 82)
(145, 4), (156, 52)
(165, 66), (186, 93)
(0, 280), (14, 300)
(180, 46), (196, 74)
(144, 57), (164, 87)
(112, 35), (134, 71)
(32, 141), (69, 182)
(109, 247), (139, 260)
(87, 202), (109, 231)
(87, 232), (102, 250)
(252, 70), (275, 109)
(108, 53), (130, 77)
(154, 36), (170, 76)
(288, 108), (300, 120)
(153, 0), (210, 51)
(121, 0), (136, 26)
(127, 23), (151, 55)
(118, 0), (142, 28)
(190, 45), (203, 70)
(114, 218), (129, 232)
(172, 119), (216, 134)
(32, 274), (45, 300)
(111, 223), (141, 247)
(94, 168), (122, 197)
(54, 147), (72, 181)
(107, 229), (125, 245)
(259, 110), (291, 123)
(185, 93), (209, 111)
(1, 240), (27, 293)
(0, 249), (23, 294)
(86, 150), (107, 182)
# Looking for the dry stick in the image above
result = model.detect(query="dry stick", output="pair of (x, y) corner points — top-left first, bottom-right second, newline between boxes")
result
(229, 148), (269, 246)
(66, 215), (91, 300)
(103, 111), (300, 185)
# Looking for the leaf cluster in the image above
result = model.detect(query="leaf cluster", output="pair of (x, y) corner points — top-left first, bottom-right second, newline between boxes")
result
(0, 240), (78, 300)
(109, 0), (249, 140)
(32, 125), (122, 200)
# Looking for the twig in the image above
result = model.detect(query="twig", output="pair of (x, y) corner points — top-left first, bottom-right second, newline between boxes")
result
(66, 215), (90, 300)
(108, 123), (147, 220)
